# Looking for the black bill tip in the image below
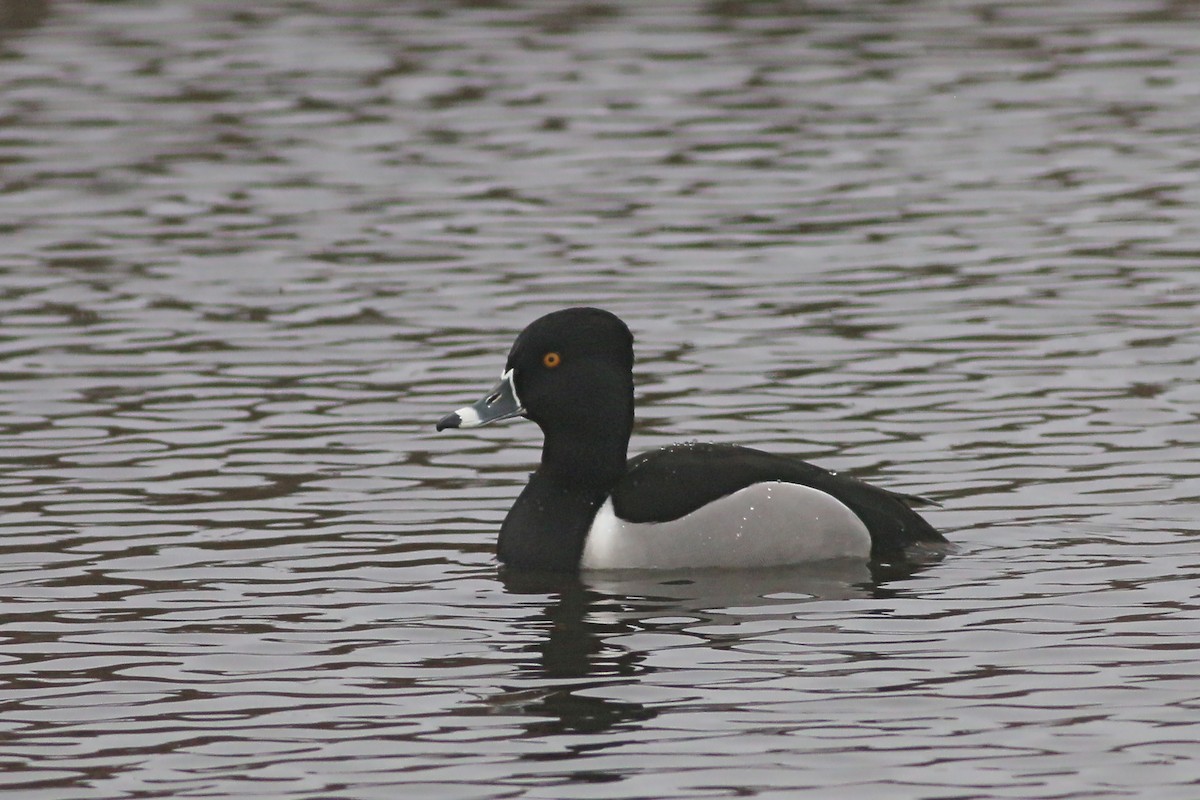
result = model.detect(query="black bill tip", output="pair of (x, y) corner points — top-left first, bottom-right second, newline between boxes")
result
(435, 412), (461, 432)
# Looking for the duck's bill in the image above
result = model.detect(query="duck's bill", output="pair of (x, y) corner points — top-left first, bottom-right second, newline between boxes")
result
(436, 369), (524, 431)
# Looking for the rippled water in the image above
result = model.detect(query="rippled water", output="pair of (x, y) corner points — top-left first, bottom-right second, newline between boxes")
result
(2, 1), (1200, 798)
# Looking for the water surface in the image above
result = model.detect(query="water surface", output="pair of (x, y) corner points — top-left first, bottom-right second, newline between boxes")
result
(2, 1), (1200, 798)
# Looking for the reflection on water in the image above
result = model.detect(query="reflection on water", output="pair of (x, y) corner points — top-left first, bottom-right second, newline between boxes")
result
(493, 557), (942, 737)
(2, 0), (1200, 798)
(0, 0), (47, 34)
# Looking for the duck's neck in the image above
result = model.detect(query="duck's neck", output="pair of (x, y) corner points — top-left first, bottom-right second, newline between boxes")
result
(498, 424), (631, 572)
(539, 426), (630, 494)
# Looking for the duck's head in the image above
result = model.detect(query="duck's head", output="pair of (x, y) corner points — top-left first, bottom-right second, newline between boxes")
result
(436, 307), (635, 437)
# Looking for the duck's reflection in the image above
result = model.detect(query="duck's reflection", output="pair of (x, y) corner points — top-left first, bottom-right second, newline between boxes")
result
(492, 556), (941, 742)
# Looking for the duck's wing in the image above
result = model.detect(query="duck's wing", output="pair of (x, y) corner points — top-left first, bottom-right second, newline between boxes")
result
(611, 442), (945, 561)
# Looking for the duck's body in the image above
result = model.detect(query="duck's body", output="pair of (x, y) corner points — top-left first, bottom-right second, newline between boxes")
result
(437, 308), (944, 572)
(583, 451), (874, 569)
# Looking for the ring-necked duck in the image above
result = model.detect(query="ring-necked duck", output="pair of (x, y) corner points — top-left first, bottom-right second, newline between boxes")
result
(437, 307), (945, 572)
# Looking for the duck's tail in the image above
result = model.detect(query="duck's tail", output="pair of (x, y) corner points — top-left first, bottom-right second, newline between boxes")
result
(886, 489), (942, 509)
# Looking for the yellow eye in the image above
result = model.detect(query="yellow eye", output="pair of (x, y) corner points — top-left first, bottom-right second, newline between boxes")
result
(542, 351), (562, 369)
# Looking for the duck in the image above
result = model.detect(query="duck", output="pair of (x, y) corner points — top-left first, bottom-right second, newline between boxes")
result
(436, 307), (945, 572)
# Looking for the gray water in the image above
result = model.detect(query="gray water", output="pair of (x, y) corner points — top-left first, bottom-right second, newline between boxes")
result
(2, 1), (1200, 798)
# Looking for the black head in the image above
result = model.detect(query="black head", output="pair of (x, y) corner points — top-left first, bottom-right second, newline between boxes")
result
(437, 307), (635, 442)
(506, 307), (634, 436)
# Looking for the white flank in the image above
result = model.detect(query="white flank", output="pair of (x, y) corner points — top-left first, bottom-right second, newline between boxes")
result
(580, 481), (870, 570)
